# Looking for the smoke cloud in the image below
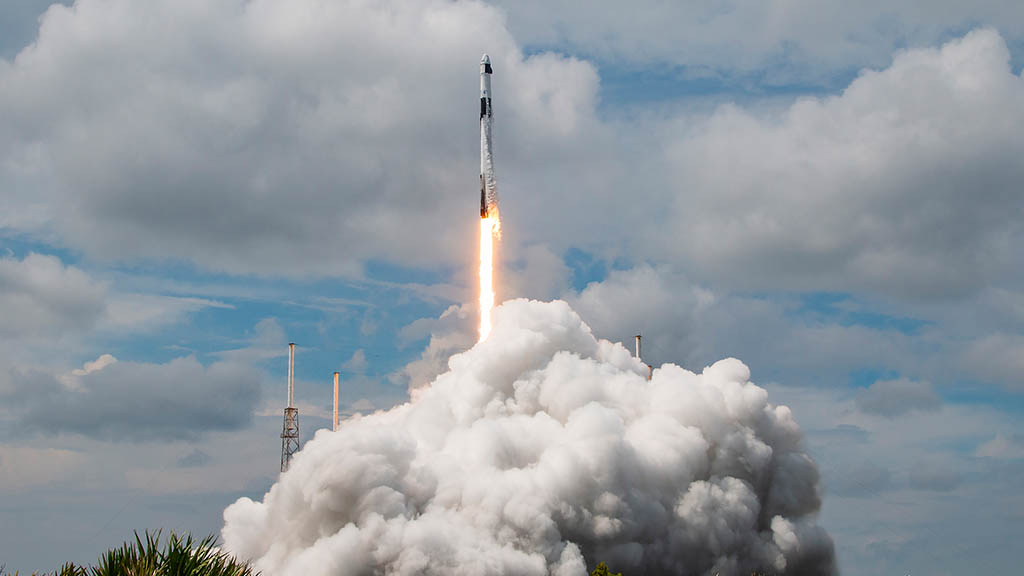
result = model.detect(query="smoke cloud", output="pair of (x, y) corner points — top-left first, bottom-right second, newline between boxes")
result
(222, 299), (834, 575)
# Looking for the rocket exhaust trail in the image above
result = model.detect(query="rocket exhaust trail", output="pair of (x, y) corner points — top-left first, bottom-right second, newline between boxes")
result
(478, 53), (500, 342)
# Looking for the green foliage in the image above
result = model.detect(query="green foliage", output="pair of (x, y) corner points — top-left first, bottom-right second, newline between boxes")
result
(590, 561), (622, 576)
(1, 531), (257, 576)
(54, 565), (87, 576)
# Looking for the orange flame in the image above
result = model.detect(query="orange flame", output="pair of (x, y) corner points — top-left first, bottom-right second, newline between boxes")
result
(478, 211), (500, 341)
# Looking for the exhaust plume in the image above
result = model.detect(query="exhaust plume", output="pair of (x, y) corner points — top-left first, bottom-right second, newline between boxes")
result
(222, 299), (835, 575)
(478, 212), (500, 341)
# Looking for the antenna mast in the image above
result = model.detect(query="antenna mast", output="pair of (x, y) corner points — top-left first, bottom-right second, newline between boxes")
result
(333, 371), (340, 432)
(280, 343), (300, 472)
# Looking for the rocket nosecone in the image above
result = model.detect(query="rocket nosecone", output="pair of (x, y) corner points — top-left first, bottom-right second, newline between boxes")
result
(480, 53), (498, 218)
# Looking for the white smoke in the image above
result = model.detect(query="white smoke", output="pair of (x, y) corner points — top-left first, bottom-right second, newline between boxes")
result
(222, 299), (835, 575)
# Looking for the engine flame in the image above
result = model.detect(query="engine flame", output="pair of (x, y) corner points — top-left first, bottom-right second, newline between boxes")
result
(478, 211), (500, 341)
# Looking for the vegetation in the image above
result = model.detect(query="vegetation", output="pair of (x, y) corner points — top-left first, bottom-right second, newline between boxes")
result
(590, 562), (623, 576)
(1, 531), (258, 576)
(2, 545), (783, 576)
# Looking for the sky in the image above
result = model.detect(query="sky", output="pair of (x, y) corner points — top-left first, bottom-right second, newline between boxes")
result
(0, 0), (1022, 574)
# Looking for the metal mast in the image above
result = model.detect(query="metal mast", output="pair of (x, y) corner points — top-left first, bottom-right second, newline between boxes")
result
(636, 334), (652, 381)
(280, 342), (300, 472)
(333, 371), (340, 432)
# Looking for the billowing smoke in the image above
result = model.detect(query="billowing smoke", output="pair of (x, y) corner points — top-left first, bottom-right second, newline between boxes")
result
(222, 299), (835, 575)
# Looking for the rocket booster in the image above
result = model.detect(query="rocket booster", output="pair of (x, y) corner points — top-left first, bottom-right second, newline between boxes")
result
(480, 54), (498, 218)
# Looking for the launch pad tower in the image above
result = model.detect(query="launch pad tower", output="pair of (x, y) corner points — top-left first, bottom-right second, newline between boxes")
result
(280, 342), (300, 472)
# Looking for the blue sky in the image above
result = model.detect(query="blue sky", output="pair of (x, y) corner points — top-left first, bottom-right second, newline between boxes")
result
(1, 1), (1023, 574)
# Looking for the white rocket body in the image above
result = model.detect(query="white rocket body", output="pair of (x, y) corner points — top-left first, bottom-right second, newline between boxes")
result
(480, 54), (498, 217)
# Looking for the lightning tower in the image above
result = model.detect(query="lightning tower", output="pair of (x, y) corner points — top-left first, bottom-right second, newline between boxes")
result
(280, 342), (300, 472)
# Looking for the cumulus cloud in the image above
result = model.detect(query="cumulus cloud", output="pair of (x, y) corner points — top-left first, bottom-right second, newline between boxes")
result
(58, 352), (117, 387)
(341, 349), (367, 374)
(0, 0), (606, 276)
(4, 5), (1021, 312)
(222, 300), (834, 575)
(961, 333), (1024, 390)
(6, 356), (262, 441)
(855, 378), (942, 418)
(70, 353), (117, 377)
(568, 265), (914, 386)
(394, 303), (476, 392)
(975, 433), (1024, 459)
(0, 252), (106, 338)
(0, 252), (231, 344)
(0, 0), (69, 57)
(661, 29), (1024, 298)
(496, 0), (1024, 80)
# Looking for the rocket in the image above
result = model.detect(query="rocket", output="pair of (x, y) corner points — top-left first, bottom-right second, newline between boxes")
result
(480, 54), (499, 218)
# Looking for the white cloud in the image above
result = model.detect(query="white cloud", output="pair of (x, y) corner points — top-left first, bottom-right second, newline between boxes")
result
(70, 353), (117, 377)
(566, 265), (914, 386)
(216, 317), (288, 364)
(101, 294), (232, 330)
(855, 378), (941, 418)
(975, 433), (1024, 459)
(496, 0), (1024, 80)
(341, 349), (367, 374)
(907, 459), (961, 492)
(961, 333), (1024, 390)
(4, 6), (1021, 312)
(0, 0), (604, 277)
(6, 355), (262, 441)
(59, 352), (117, 387)
(0, 444), (89, 492)
(0, 252), (106, 338)
(659, 29), (1024, 298)
(395, 303), (476, 393)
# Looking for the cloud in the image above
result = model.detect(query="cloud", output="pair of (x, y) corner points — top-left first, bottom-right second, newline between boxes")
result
(59, 353), (118, 387)
(223, 299), (835, 575)
(0, 252), (106, 338)
(660, 29), (1024, 299)
(567, 265), (913, 386)
(961, 333), (1024, 390)
(6, 356), (262, 441)
(500, 244), (573, 302)
(0, 0), (69, 58)
(177, 448), (212, 468)
(4, 5), (1021, 314)
(828, 460), (891, 498)
(855, 378), (942, 418)
(0, 0), (603, 277)
(70, 353), (117, 377)
(341, 349), (367, 374)
(394, 303), (476, 393)
(495, 1), (1024, 80)
(975, 433), (1024, 459)
(0, 252), (231, 344)
(102, 294), (233, 331)
(216, 317), (288, 364)
(908, 461), (961, 492)
(0, 444), (88, 492)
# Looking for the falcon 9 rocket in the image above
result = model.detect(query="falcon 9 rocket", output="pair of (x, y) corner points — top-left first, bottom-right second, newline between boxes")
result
(480, 54), (498, 218)
(477, 54), (500, 341)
